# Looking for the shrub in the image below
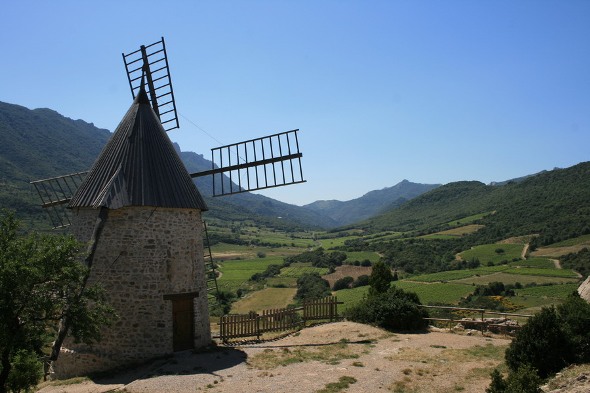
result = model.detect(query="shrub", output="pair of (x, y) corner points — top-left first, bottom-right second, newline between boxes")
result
(505, 306), (572, 378)
(295, 273), (331, 301)
(486, 365), (542, 393)
(344, 287), (429, 331)
(352, 275), (370, 288)
(7, 350), (43, 393)
(556, 292), (590, 363)
(333, 276), (354, 291)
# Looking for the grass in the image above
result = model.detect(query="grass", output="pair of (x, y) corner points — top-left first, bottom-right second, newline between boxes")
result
(546, 234), (590, 247)
(395, 281), (475, 305)
(247, 342), (360, 370)
(503, 267), (579, 278)
(406, 269), (495, 283)
(320, 235), (363, 249)
(515, 283), (579, 298)
(231, 287), (297, 313)
(280, 263), (330, 278)
(420, 224), (484, 239)
(334, 281), (474, 309)
(447, 212), (494, 226)
(459, 243), (525, 265)
(454, 272), (580, 286)
(344, 251), (381, 263)
(316, 376), (357, 393)
(216, 257), (284, 292)
(508, 258), (555, 268)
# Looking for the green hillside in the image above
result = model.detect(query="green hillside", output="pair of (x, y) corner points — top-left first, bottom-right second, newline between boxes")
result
(361, 162), (590, 247)
(0, 102), (111, 229)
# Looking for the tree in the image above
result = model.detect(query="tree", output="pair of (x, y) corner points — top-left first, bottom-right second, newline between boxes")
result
(332, 276), (354, 291)
(505, 306), (572, 378)
(368, 261), (393, 298)
(0, 211), (114, 393)
(295, 273), (331, 301)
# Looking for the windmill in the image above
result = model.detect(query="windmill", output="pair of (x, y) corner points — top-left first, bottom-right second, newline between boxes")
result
(32, 37), (306, 378)
(32, 37), (305, 228)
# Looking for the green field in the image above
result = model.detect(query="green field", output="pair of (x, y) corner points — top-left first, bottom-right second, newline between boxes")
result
(447, 212), (493, 226)
(503, 267), (579, 278)
(454, 272), (580, 286)
(344, 251), (381, 263)
(395, 281), (474, 305)
(459, 243), (525, 264)
(515, 283), (579, 299)
(320, 235), (363, 249)
(334, 281), (475, 311)
(547, 234), (590, 247)
(280, 263), (330, 278)
(231, 287), (297, 313)
(407, 269), (495, 283)
(508, 258), (555, 268)
(217, 257), (284, 292)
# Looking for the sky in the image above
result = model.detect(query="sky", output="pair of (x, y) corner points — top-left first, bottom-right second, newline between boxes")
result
(1, 1), (589, 206)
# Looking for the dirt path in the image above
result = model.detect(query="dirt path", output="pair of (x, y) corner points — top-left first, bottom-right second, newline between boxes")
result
(38, 322), (511, 393)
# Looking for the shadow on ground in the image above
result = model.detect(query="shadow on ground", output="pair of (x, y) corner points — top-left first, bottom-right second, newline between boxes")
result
(88, 347), (248, 387)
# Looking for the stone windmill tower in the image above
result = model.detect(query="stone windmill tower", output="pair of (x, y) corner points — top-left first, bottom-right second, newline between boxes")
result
(31, 38), (305, 378)
(52, 85), (210, 377)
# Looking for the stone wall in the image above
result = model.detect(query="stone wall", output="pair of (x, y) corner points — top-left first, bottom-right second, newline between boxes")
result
(52, 206), (211, 378)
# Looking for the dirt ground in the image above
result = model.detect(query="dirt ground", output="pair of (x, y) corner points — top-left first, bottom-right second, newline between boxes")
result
(38, 322), (514, 393)
(322, 266), (372, 288)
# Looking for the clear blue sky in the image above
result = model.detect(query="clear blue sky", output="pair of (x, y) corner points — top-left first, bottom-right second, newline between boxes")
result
(1, 1), (589, 206)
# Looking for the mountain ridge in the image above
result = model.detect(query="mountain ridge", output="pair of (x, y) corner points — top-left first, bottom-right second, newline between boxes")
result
(1, 100), (417, 230)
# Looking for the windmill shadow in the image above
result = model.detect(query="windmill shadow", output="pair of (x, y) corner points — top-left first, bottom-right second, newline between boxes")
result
(88, 347), (248, 386)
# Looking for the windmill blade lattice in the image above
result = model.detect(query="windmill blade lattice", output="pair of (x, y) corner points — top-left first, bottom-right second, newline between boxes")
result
(30, 171), (88, 228)
(191, 129), (305, 196)
(122, 37), (179, 131)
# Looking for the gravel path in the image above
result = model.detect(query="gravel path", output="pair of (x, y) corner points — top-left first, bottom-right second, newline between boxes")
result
(38, 322), (512, 393)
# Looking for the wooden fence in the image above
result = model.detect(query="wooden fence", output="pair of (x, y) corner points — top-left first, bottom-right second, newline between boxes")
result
(420, 305), (533, 335)
(218, 296), (342, 342)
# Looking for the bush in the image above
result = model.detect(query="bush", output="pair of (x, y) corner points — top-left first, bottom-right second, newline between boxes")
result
(556, 293), (590, 363)
(344, 287), (429, 331)
(333, 276), (354, 291)
(505, 306), (572, 378)
(295, 273), (331, 301)
(209, 290), (237, 316)
(352, 275), (370, 288)
(486, 365), (542, 393)
(504, 293), (590, 379)
(7, 350), (43, 393)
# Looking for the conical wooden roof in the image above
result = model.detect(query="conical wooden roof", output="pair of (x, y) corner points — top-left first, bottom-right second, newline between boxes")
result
(69, 88), (208, 210)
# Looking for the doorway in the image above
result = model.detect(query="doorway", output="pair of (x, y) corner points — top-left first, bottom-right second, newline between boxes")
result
(172, 297), (194, 351)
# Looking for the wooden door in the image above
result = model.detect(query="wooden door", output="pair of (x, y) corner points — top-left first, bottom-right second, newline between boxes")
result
(172, 297), (194, 351)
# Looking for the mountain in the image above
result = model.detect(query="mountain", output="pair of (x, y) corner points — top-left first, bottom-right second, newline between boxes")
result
(0, 100), (337, 230)
(360, 162), (590, 246)
(0, 101), (112, 228)
(304, 180), (440, 226)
